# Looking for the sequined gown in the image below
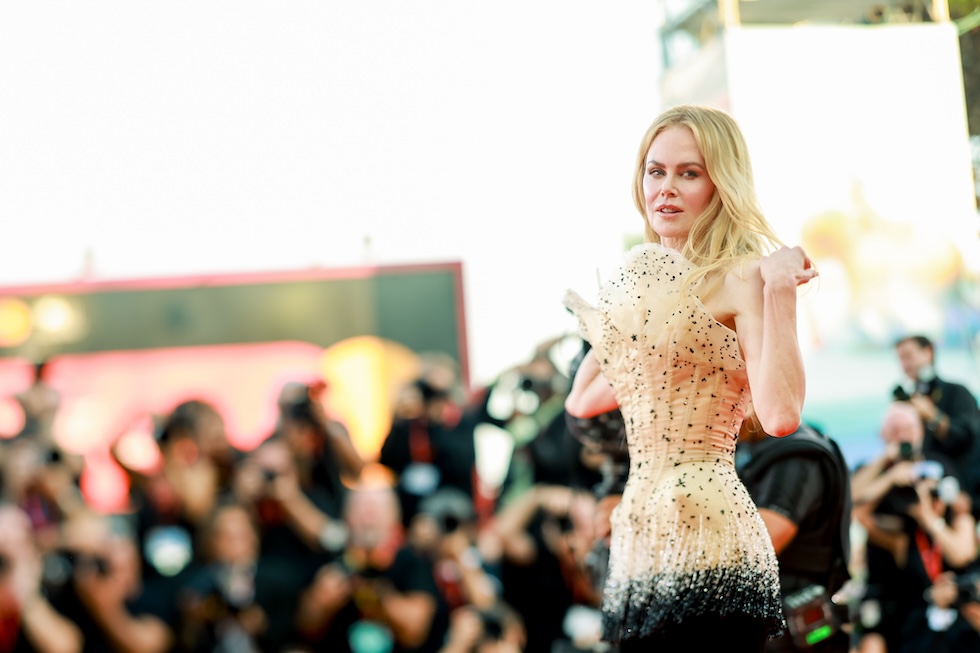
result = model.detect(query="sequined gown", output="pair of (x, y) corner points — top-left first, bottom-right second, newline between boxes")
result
(563, 243), (784, 642)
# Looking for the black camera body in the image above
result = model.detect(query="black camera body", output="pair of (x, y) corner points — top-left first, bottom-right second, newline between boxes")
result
(261, 468), (278, 484)
(42, 550), (110, 595)
(955, 571), (980, 605)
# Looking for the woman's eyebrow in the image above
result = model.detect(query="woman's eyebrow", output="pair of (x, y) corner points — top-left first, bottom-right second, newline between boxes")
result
(646, 158), (706, 169)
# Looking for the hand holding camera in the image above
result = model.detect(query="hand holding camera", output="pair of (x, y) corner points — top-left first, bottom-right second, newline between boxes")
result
(237, 441), (301, 503)
(306, 563), (355, 613)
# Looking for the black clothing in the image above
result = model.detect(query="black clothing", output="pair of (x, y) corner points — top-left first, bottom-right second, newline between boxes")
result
(47, 576), (176, 653)
(521, 410), (603, 491)
(736, 424), (852, 653)
(500, 512), (578, 653)
(174, 557), (307, 653)
(618, 613), (768, 653)
(918, 377), (980, 486)
(307, 546), (448, 653)
(858, 451), (965, 653)
(252, 484), (340, 574)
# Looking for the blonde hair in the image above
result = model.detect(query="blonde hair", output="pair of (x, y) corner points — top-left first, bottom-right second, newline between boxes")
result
(631, 105), (783, 292)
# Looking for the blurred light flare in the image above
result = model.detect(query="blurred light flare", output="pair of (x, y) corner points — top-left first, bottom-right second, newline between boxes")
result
(0, 397), (26, 438)
(114, 415), (163, 474)
(0, 298), (32, 347)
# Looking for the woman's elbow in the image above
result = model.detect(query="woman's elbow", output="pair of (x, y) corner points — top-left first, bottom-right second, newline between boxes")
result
(565, 389), (616, 419)
(565, 394), (590, 419)
(756, 409), (801, 438)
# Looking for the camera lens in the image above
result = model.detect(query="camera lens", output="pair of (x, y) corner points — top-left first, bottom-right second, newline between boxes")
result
(441, 515), (460, 533)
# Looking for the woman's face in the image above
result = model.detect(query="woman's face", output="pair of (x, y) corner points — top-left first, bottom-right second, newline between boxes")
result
(642, 125), (716, 249)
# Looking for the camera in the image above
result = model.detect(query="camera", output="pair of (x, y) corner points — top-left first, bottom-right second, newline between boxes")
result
(43, 447), (63, 466)
(913, 460), (944, 481)
(42, 550), (110, 592)
(68, 552), (110, 576)
(261, 468), (278, 484)
(555, 514), (575, 534)
(414, 378), (450, 403)
(439, 514), (461, 534)
(899, 442), (915, 461)
(955, 571), (980, 605)
(478, 609), (505, 640)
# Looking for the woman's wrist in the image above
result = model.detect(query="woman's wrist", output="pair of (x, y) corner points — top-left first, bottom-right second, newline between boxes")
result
(762, 274), (799, 296)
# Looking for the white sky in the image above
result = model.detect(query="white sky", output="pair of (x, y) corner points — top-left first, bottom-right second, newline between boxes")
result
(0, 2), (666, 384)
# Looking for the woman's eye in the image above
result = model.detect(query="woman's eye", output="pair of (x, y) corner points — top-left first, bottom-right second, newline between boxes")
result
(648, 168), (663, 176)
(682, 170), (698, 178)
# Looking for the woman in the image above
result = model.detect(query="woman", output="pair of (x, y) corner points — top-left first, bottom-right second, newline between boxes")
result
(564, 105), (816, 651)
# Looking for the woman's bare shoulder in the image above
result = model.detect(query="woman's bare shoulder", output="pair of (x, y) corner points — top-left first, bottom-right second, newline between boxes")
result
(707, 258), (762, 324)
(721, 258), (762, 297)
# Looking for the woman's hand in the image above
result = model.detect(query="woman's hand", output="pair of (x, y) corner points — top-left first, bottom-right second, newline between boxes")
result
(759, 246), (817, 288)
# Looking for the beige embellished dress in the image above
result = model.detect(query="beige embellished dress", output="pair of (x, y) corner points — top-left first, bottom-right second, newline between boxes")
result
(563, 243), (784, 642)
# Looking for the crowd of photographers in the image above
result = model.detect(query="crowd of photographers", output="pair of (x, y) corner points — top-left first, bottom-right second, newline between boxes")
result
(0, 334), (978, 653)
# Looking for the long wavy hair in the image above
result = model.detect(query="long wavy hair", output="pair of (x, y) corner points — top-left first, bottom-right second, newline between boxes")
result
(631, 105), (783, 292)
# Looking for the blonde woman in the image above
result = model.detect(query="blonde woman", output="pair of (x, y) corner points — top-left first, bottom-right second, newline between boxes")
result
(564, 105), (816, 652)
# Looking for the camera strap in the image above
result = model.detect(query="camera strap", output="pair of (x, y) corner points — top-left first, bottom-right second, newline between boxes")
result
(915, 528), (943, 582)
(409, 419), (434, 463)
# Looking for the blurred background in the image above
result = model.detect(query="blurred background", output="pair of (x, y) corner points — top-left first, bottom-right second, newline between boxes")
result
(1, 0), (978, 495)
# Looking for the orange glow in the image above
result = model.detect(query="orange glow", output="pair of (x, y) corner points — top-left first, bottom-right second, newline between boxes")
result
(0, 298), (32, 347)
(355, 461), (397, 489)
(321, 336), (420, 461)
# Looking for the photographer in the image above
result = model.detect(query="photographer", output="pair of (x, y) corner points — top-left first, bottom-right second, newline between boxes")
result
(407, 488), (499, 613)
(0, 439), (85, 553)
(892, 335), (980, 490)
(924, 566), (980, 651)
(0, 503), (81, 653)
(293, 483), (449, 653)
(47, 511), (174, 653)
(233, 434), (350, 575)
(735, 417), (852, 653)
(173, 500), (306, 653)
(126, 400), (232, 585)
(381, 354), (506, 529)
(489, 484), (600, 653)
(438, 603), (526, 653)
(853, 403), (977, 653)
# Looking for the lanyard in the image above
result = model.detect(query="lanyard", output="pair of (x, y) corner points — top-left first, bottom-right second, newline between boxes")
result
(408, 419), (433, 463)
(915, 528), (944, 582)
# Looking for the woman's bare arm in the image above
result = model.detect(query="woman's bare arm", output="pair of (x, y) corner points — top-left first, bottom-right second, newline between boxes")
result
(564, 349), (618, 418)
(733, 247), (816, 436)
